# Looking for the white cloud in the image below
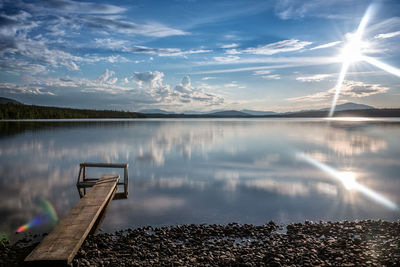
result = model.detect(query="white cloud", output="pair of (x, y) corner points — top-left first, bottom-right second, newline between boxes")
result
(340, 81), (389, 97)
(296, 74), (334, 82)
(224, 82), (239, 88)
(262, 74), (281, 80)
(0, 59), (48, 75)
(367, 17), (400, 38)
(213, 55), (240, 63)
(173, 76), (224, 104)
(310, 41), (342, 50)
(220, 43), (239, 49)
(205, 56), (337, 66)
(374, 31), (400, 39)
(243, 39), (312, 55)
(194, 66), (276, 75)
(97, 69), (117, 84)
(124, 46), (211, 57)
(131, 72), (224, 106)
(174, 76), (192, 94)
(133, 71), (167, 90)
(157, 49), (211, 57)
(0, 82), (55, 95)
(194, 56), (339, 75)
(35, 0), (127, 14)
(94, 38), (127, 49)
(0, 11), (93, 71)
(287, 80), (389, 102)
(225, 49), (241, 55)
(253, 70), (271, 75)
(201, 77), (216, 81)
(84, 17), (188, 37)
(274, 0), (366, 20)
(1, 68), (225, 110)
(213, 40), (312, 57)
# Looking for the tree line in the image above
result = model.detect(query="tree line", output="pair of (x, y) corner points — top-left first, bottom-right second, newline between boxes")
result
(0, 104), (146, 119)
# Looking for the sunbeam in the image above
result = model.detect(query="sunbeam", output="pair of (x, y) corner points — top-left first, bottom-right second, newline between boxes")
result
(329, 61), (350, 117)
(362, 56), (400, 77)
(328, 5), (373, 117)
(297, 153), (398, 210)
(328, 4), (400, 117)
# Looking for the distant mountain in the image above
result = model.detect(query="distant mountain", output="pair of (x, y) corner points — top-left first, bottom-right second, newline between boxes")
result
(139, 109), (175, 114)
(183, 109), (234, 115)
(240, 109), (277, 116)
(0, 97), (21, 104)
(207, 110), (249, 117)
(319, 102), (374, 111)
(183, 110), (206, 115)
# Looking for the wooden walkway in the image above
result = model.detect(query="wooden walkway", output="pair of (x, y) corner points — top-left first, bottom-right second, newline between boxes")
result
(25, 174), (120, 264)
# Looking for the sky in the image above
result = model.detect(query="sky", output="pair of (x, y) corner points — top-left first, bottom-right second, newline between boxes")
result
(0, 0), (400, 112)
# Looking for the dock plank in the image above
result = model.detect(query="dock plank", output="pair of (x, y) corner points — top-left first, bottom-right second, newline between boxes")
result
(25, 174), (119, 264)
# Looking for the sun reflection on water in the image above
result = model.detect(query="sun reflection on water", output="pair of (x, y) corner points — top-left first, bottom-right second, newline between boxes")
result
(297, 152), (398, 211)
(324, 117), (374, 122)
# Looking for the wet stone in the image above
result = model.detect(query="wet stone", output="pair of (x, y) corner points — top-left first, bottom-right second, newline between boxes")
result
(1, 220), (400, 266)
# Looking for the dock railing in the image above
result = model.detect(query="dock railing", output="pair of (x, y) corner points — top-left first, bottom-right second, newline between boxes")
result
(77, 162), (129, 199)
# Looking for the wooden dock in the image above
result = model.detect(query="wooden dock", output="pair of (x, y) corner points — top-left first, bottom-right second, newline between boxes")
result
(25, 174), (120, 264)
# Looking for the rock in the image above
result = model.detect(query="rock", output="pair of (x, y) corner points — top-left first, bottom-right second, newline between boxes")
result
(1, 220), (399, 266)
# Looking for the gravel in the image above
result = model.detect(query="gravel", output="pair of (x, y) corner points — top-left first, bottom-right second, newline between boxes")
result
(1, 220), (399, 266)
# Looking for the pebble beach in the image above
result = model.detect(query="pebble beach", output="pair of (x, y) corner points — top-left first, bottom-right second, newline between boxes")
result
(1, 220), (399, 266)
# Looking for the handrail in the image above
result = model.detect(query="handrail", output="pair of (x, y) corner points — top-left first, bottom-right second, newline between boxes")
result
(80, 162), (128, 168)
(76, 162), (129, 199)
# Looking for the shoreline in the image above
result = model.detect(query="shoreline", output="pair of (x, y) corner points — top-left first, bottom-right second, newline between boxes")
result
(1, 220), (399, 266)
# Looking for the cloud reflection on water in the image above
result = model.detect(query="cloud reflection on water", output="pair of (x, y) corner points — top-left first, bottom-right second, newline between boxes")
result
(0, 119), (399, 238)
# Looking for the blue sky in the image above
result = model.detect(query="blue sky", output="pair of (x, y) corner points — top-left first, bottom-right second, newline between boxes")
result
(1, 0), (400, 112)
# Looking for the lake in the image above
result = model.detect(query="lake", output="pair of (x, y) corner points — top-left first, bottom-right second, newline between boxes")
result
(1, 118), (399, 241)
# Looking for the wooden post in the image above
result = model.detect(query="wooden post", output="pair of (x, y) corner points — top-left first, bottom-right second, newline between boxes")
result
(124, 165), (129, 197)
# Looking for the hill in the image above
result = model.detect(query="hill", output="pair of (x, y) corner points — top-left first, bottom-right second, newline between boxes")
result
(240, 109), (276, 116)
(0, 97), (21, 105)
(139, 109), (174, 114)
(319, 102), (374, 111)
(207, 110), (250, 117)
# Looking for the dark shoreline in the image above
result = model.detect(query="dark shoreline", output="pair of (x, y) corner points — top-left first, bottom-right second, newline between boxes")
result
(2, 102), (400, 120)
(1, 220), (399, 266)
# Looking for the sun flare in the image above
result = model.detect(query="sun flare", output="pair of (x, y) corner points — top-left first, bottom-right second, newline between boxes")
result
(297, 153), (398, 210)
(340, 171), (357, 190)
(328, 4), (400, 117)
(337, 35), (369, 64)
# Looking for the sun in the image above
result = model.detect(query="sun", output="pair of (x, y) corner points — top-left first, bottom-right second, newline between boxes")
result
(340, 171), (357, 190)
(328, 4), (400, 117)
(337, 34), (369, 64)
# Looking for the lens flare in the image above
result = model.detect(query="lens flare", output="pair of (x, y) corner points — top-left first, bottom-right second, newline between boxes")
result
(40, 199), (58, 225)
(16, 215), (47, 233)
(297, 152), (398, 210)
(362, 56), (400, 77)
(328, 5), (373, 117)
(16, 199), (58, 233)
(328, 4), (400, 117)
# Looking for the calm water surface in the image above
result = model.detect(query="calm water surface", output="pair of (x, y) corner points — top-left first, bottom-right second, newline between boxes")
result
(1, 118), (399, 241)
